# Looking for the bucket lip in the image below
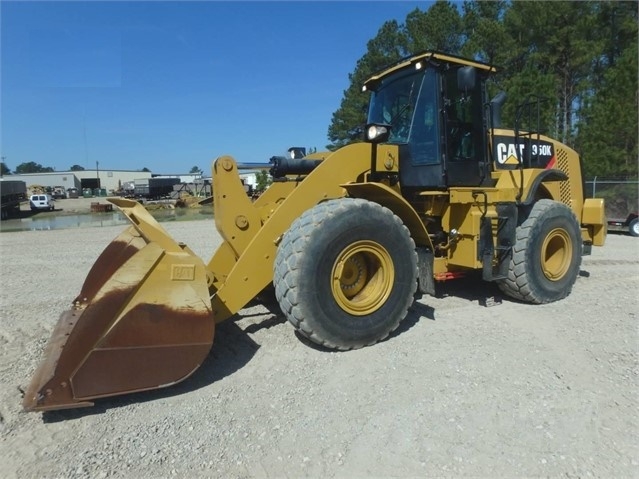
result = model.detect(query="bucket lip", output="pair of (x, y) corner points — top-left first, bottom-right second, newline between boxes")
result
(23, 303), (215, 412)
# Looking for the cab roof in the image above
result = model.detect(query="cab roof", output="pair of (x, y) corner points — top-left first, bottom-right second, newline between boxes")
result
(363, 51), (497, 91)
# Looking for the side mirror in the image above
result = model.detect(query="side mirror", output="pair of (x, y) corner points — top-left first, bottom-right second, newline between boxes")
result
(457, 66), (476, 92)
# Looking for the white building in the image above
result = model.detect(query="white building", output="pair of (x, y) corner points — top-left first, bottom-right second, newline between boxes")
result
(10, 169), (153, 194)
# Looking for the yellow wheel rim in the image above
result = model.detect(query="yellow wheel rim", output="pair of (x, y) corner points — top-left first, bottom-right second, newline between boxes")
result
(540, 228), (573, 281)
(331, 240), (394, 316)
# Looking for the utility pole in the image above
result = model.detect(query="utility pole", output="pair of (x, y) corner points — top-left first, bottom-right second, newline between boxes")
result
(1, 156), (5, 178)
(96, 161), (100, 193)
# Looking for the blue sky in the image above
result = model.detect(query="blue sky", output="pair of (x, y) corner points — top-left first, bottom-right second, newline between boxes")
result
(1, 1), (433, 174)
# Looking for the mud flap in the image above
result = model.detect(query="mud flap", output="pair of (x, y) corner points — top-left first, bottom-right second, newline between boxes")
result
(23, 200), (215, 412)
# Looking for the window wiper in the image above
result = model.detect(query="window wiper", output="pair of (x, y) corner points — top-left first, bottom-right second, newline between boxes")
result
(389, 103), (412, 127)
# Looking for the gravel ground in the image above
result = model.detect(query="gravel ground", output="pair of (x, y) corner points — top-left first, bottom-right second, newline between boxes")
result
(0, 219), (637, 478)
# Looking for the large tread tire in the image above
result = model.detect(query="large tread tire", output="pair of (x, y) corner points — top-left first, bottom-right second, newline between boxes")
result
(274, 198), (418, 350)
(629, 218), (639, 237)
(498, 199), (582, 304)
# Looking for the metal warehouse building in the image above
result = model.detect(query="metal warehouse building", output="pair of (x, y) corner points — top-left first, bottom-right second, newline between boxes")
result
(9, 169), (154, 194)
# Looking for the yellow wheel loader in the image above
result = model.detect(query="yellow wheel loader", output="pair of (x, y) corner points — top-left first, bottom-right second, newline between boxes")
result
(23, 51), (606, 412)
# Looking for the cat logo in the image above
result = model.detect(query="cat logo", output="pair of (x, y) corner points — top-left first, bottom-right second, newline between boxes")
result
(495, 141), (555, 165)
(496, 143), (525, 164)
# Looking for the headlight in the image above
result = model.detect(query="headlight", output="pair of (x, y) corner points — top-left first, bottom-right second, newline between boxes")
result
(366, 124), (389, 142)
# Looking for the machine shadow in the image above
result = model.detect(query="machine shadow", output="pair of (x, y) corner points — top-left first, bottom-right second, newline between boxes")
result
(433, 271), (505, 304)
(42, 320), (260, 422)
(292, 273), (509, 354)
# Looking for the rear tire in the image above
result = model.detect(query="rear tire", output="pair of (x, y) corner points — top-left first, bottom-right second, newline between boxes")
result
(274, 198), (418, 350)
(498, 199), (582, 304)
(629, 218), (639, 237)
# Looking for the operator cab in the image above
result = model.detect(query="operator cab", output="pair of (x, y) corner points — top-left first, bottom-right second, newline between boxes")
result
(364, 52), (495, 190)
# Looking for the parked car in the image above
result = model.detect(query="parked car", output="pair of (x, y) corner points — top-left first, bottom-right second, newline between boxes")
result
(607, 212), (639, 237)
(29, 194), (55, 211)
(51, 187), (67, 199)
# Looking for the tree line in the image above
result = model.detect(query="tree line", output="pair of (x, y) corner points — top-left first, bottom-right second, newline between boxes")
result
(0, 162), (152, 175)
(327, 0), (638, 179)
(0, 162), (84, 175)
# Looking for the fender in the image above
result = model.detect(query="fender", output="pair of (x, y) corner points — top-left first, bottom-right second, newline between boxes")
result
(521, 168), (568, 205)
(342, 182), (433, 250)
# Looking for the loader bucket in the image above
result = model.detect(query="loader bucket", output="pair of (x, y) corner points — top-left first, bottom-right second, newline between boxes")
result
(23, 198), (215, 412)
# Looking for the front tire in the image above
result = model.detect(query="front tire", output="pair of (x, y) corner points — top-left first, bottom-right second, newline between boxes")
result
(274, 198), (418, 350)
(498, 199), (582, 304)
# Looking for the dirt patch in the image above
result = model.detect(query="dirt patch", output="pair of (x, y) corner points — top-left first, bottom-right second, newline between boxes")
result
(0, 224), (637, 478)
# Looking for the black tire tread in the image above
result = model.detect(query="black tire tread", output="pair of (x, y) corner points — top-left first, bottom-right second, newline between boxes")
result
(274, 198), (417, 350)
(498, 199), (582, 304)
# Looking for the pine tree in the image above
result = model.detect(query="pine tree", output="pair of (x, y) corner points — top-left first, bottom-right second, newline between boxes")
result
(325, 0), (637, 179)
(403, 1), (463, 54)
(327, 20), (407, 150)
(502, 2), (599, 145)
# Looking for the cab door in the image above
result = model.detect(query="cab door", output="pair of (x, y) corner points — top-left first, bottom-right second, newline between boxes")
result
(442, 67), (489, 187)
(398, 68), (446, 189)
